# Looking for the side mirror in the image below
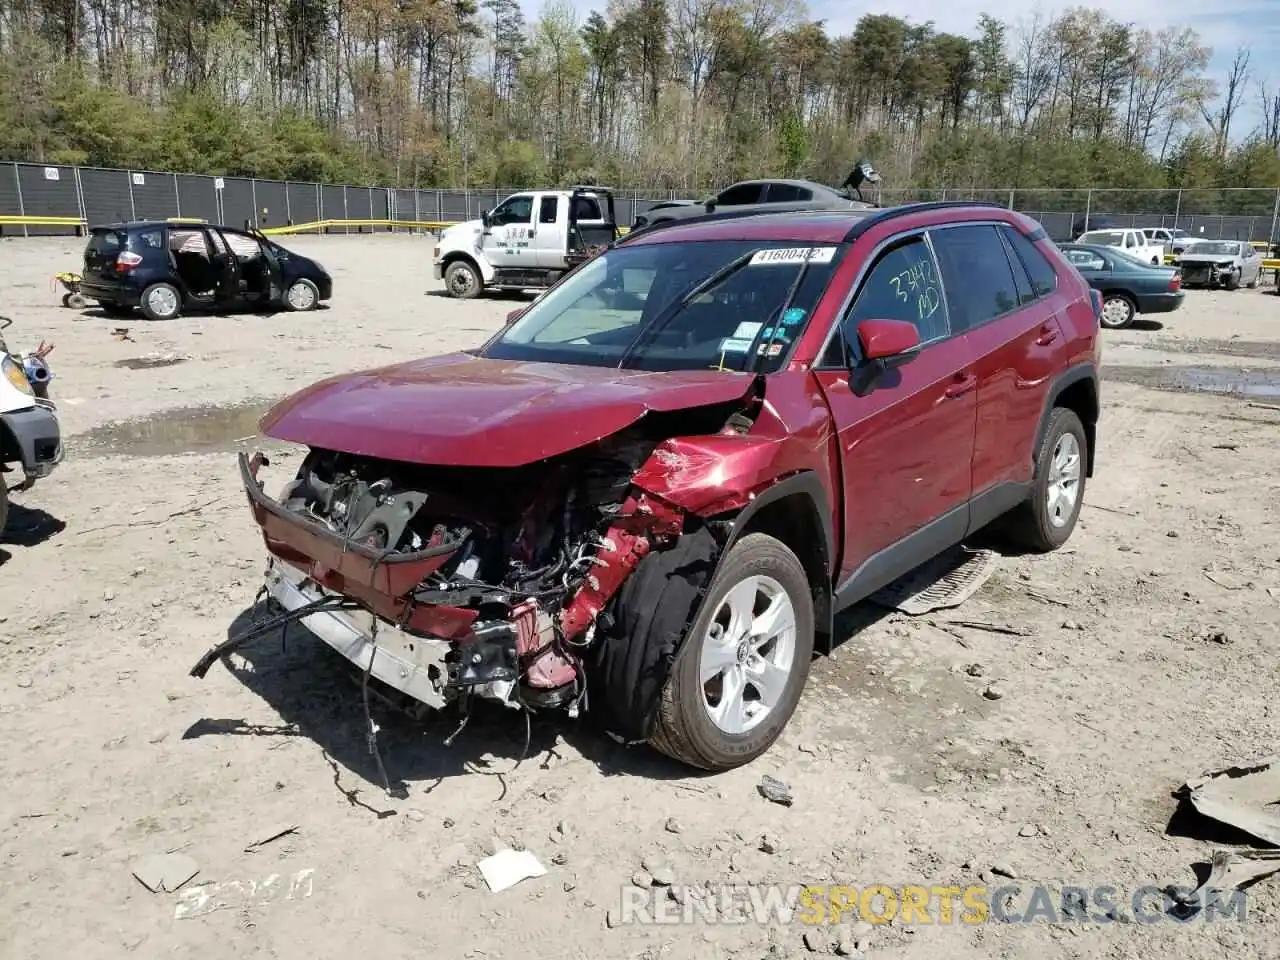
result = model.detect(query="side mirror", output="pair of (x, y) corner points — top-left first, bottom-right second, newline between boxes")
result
(505, 308), (524, 325)
(849, 319), (920, 395)
(481, 209), (492, 228)
(704, 199), (717, 213)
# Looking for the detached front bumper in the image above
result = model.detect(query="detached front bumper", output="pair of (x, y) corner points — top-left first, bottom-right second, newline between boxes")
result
(2, 403), (63, 482)
(265, 559), (452, 709)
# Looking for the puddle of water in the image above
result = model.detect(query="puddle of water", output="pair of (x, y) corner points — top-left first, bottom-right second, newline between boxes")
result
(1104, 365), (1280, 398)
(71, 401), (276, 457)
(113, 356), (189, 370)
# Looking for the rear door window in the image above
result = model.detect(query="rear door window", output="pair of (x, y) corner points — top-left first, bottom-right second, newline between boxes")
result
(539, 196), (559, 224)
(764, 183), (812, 203)
(716, 183), (763, 206)
(928, 224), (1020, 332)
(571, 196), (601, 220)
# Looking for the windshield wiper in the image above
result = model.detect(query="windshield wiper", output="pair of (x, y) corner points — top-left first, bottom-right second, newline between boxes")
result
(617, 250), (760, 369)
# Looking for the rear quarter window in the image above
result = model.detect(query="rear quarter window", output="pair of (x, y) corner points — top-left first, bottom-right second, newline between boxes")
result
(129, 229), (165, 252)
(1000, 226), (1058, 299)
(87, 229), (122, 254)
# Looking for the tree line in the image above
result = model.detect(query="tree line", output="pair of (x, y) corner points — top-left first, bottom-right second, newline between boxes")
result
(1, 0), (1278, 201)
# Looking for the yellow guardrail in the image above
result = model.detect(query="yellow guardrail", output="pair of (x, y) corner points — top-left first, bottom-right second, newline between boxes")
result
(0, 215), (88, 226)
(259, 218), (453, 235)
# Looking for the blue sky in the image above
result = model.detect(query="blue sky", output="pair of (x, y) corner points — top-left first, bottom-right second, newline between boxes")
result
(520, 0), (1280, 138)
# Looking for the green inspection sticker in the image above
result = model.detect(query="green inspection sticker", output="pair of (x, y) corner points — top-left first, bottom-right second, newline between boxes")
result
(782, 307), (807, 325)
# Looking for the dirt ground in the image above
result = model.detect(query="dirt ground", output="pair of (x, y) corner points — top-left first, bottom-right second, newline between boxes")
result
(3, 234), (1280, 960)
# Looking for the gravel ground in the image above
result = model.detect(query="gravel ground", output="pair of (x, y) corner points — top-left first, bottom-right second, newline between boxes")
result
(2, 234), (1279, 960)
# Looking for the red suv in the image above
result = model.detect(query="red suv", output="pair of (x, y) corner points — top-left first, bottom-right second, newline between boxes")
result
(201, 202), (1101, 772)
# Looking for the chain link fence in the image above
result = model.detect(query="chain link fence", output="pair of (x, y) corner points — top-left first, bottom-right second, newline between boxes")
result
(3, 161), (1279, 244)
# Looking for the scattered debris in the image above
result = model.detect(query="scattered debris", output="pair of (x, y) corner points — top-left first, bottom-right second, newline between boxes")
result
(132, 852), (200, 893)
(174, 868), (314, 919)
(1017, 823), (1038, 838)
(759, 833), (780, 854)
(1179, 756), (1280, 846)
(651, 865), (675, 886)
(1246, 402), (1280, 412)
(114, 354), (188, 370)
(1085, 502), (1138, 517)
(982, 684), (1005, 701)
(1212, 443), (1239, 451)
(1025, 588), (1070, 607)
(110, 327), (135, 342)
(631, 871), (653, 888)
(1188, 849), (1280, 899)
(1204, 571), (1250, 590)
(1061, 619), (1084, 631)
(935, 618), (1031, 637)
(476, 848), (547, 893)
(869, 547), (999, 615)
(964, 663), (985, 677)
(758, 775), (793, 807)
(990, 863), (1017, 879)
(664, 816), (684, 834)
(243, 824), (299, 853)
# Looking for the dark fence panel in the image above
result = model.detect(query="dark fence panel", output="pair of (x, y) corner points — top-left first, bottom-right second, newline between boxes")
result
(393, 189), (417, 226)
(320, 185), (345, 232)
(177, 175), (220, 224)
(80, 167), (133, 226)
(286, 183), (319, 225)
(0, 164), (20, 222)
(220, 178), (254, 229)
(253, 179), (288, 229)
(371, 188), (390, 227)
(438, 189), (468, 221)
(17, 163), (80, 235)
(347, 186), (373, 228)
(128, 170), (180, 221)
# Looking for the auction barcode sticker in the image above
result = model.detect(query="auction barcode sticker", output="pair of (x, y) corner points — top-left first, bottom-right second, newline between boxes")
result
(749, 246), (837, 266)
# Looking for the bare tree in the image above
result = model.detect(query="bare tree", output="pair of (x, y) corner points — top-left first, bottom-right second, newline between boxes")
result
(1200, 46), (1250, 159)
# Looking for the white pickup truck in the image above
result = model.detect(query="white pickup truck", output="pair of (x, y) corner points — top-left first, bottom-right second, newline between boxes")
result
(433, 186), (620, 298)
(1075, 227), (1165, 265)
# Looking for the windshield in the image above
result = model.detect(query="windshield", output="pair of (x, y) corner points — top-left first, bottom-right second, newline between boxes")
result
(1079, 230), (1124, 247)
(481, 239), (845, 372)
(1184, 241), (1239, 256)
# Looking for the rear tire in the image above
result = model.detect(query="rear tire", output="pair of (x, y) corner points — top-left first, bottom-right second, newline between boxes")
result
(1247, 275), (1259, 289)
(444, 260), (481, 299)
(139, 282), (182, 321)
(647, 533), (814, 771)
(1005, 408), (1088, 553)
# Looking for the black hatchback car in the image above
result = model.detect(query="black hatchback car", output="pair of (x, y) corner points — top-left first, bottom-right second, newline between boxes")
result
(80, 220), (333, 321)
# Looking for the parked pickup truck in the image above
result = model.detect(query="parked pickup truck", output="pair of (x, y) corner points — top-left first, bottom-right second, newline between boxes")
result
(205, 202), (1103, 773)
(434, 186), (621, 298)
(1075, 227), (1165, 266)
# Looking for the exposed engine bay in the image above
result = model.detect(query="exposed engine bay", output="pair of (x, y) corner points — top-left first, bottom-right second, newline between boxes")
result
(191, 400), (758, 748)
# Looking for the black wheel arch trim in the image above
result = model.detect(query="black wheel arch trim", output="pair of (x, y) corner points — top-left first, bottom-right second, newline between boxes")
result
(702, 470), (836, 653)
(1034, 361), (1099, 478)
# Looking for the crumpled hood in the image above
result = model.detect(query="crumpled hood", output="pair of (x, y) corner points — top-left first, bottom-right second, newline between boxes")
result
(259, 352), (756, 467)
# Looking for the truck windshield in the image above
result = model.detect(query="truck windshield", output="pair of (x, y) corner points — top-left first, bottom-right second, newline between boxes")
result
(480, 239), (844, 372)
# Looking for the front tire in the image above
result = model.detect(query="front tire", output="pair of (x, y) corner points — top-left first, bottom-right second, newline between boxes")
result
(1005, 408), (1088, 552)
(1224, 269), (1241, 291)
(284, 279), (320, 311)
(444, 260), (482, 299)
(1099, 293), (1135, 329)
(139, 282), (182, 321)
(648, 533), (814, 771)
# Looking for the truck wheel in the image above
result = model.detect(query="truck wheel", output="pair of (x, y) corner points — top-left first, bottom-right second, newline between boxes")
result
(444, 260), (481, 299)
(1099, 293), (1135, 329)
(1005, 408), (1088, 553)
(139, 282), (182, 321)
(0, 479), (8, 534)
(646, 533), (815, 771)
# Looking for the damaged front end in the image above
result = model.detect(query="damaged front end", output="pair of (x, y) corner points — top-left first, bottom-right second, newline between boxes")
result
(196, 420), (715, 724)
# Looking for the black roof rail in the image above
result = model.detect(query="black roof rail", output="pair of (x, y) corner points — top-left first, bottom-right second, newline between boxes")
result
(621, 206), (876, 244)
(841, 199), (1017, 241)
